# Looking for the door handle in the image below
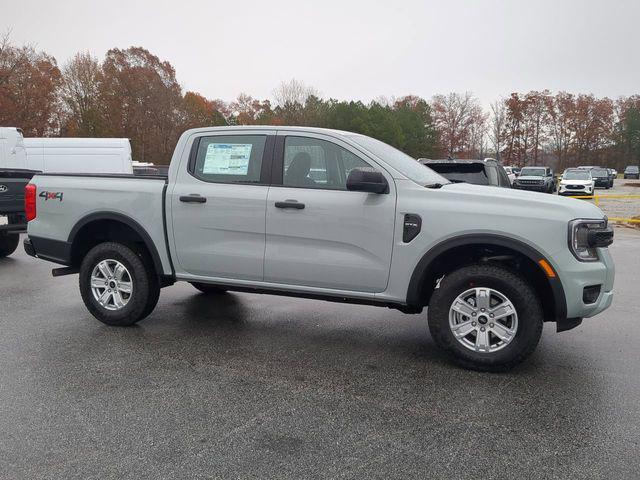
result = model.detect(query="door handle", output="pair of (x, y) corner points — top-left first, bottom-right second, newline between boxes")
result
(180, 194), (207, 203)
(275, 200), (305, 210)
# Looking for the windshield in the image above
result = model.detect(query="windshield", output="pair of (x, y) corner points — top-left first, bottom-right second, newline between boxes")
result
(591, 168), (608, 177)
(520, 167), (546, 177)
(347, 134), (449, 186)
(563, 170), (590, 180)
(625, 166), (639, 173)
(426, 162), (496, 186)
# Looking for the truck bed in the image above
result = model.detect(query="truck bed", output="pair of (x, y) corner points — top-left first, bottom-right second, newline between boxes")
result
(26, 173), (172, 274)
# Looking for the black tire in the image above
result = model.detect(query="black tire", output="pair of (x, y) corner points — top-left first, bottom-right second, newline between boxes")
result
(79, 242), (160, 326)
(190, 282), (227, 295)
(427, 263), (543, 371)
(0, 233), (20, 258)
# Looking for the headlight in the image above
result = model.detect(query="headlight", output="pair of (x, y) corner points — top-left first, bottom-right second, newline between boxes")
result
(568, 218), (612, 261)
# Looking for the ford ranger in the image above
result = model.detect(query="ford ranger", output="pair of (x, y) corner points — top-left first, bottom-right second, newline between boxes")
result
(23, 127), (615, 370)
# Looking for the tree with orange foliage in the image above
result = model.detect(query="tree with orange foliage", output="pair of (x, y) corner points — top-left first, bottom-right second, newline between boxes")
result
(0, 34), (61, 136)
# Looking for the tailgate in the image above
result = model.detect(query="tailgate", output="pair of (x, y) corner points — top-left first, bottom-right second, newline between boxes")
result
(0, 169), (38, 215)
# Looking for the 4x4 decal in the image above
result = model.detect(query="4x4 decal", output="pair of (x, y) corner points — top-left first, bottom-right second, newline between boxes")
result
(39, 191), (63, 202)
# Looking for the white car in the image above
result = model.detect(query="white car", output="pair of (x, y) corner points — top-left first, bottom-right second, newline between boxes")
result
(558, 168), (595, 197)
(503, 166), (517, 184)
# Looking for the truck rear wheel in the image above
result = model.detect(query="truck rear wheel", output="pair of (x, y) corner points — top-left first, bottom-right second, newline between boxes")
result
(0, 233), (20, 258)
(427, 263), (543, 371)
(79, 242), (160, 326)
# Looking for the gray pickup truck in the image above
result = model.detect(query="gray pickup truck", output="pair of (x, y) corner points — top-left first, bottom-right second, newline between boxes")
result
(24, 126), (615, 370)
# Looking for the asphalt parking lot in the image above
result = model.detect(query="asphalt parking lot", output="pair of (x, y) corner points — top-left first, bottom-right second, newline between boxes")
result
(1, 229), (639, 479)
(560, 177), (640, 220)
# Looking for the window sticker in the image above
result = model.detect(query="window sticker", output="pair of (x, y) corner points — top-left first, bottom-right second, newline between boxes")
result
(202, 143), (253, 175)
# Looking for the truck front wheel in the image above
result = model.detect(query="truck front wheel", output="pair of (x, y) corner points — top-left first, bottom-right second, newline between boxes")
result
(0, 233), (20, 258)
(427, 264), (543, 371)
(79, 242), (160, 326)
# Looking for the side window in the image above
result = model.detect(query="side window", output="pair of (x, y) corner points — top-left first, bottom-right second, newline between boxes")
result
(497, 167), (511, 187)
(283, 136), (371, 190)
(485, 165), (499, 186)
(192, 135), (266, 184)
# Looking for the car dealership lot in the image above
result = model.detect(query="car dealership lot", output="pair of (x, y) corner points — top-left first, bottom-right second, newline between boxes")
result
(1, 230), (639, 479)
(561, 177), (640, 220)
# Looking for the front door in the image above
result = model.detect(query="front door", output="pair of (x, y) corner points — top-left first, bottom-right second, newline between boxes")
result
(170, 132), (274, 281)
(264, 133), (396, 293)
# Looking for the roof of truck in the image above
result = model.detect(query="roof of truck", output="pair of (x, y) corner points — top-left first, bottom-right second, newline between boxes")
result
(184, 125), (356, 137)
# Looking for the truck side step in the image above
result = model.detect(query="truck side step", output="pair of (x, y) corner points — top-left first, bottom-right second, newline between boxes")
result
(52, 266), (79, 277)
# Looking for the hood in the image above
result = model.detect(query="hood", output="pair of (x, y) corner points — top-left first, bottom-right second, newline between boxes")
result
(560, 179), (593, 186)
(438, 182), (604, 220)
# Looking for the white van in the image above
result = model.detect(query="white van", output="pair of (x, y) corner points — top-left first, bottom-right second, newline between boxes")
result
(0, 127), (28, 169)
(0, 127), (133, 174)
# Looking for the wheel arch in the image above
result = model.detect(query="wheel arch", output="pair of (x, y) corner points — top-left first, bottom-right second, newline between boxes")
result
(406, 234), (567, 323)
(68, 212), (164, 276)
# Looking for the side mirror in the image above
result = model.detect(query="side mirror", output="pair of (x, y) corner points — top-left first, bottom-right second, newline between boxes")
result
(346, 169), (389, 194)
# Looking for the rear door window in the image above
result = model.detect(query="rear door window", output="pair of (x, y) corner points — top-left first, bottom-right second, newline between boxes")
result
(192, 135), (266, 184)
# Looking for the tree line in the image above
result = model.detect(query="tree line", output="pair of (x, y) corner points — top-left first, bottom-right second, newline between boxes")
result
(1, 36), (639, 169)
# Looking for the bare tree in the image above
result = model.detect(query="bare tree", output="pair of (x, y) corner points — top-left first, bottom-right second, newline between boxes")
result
(431, 92), (483, 157)
(489, 99), (507, 161)
(272, 78), (320, 125)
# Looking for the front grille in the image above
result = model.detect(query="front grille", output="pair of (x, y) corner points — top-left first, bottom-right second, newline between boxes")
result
(519, 180), (543, 185)
(565, 185), (585, 190)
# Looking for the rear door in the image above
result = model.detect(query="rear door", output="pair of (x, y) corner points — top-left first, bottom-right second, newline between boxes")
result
(264, 132), (396, 293)
(170, 131), (275, 280)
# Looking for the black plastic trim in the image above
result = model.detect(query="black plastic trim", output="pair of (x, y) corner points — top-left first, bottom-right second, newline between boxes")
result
(23, 238), (35, 257)
(187, 281), (421, 312)
(67, 212), (165, 275)
(161, 183), (176, 279)
(271, 136), (285, 186)
(27, 235), (72, 265)
(557, 317), (582, 332)
(406, 234), (568, 322)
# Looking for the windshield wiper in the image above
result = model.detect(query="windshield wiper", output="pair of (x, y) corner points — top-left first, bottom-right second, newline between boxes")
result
(447, 179), (467, 184)
(426, 182), (447, 189)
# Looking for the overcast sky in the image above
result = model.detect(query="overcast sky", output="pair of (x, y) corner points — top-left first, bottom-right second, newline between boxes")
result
(4, 0), (639, 104)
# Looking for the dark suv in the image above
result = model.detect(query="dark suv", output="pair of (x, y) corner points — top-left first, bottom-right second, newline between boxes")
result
(624, 165), (640, 179)
(590, 168), (612, 189)
(512, 166), (556, 193)
(418, 159), (512, 188)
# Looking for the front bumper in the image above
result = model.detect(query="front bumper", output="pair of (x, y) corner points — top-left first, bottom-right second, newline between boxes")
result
(556, 246), (615, 321)
(559, 186), (593, 196)
(513, 183), (548, 192)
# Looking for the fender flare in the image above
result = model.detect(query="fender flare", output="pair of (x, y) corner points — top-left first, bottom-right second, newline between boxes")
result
(406, 233), (567, 322)
(68, 211), (164, 275)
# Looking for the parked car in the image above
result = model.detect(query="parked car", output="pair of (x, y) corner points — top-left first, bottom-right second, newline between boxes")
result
(0, 128), (37, 257)
(558, 168), (595, 197)
(624, 165), (640, 179)
(419, 159), (511, 188)
(24, 126), (614, 371)
(502, 166), (517, 184)
(590, 167), (612, 189)
(606, 168), (616, 187)
(512, 166), (556, 193)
